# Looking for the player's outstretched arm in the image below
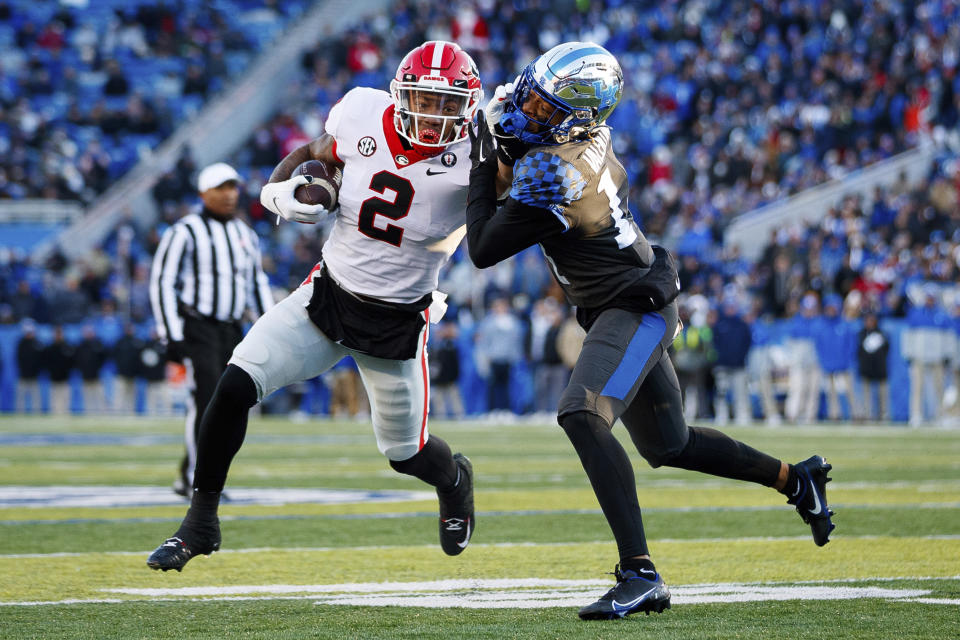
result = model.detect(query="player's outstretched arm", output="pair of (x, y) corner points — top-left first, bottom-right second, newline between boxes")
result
(465, 117), (566, 268)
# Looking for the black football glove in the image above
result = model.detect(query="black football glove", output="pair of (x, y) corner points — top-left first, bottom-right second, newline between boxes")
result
(492, 122), (530, 165)
(468, 113), (497, 171)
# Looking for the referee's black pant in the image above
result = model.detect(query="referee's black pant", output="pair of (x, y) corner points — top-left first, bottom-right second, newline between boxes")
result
(180, 315), (242, 488)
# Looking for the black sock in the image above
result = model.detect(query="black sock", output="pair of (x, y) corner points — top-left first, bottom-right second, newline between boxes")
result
(183, 489), (220, 528)
(193, 365), (258, 493)
(620, 557), (657, 576)
(389, 436), (459, 491)
(781, 464), (801, 499)
(439, 465), (462, 494)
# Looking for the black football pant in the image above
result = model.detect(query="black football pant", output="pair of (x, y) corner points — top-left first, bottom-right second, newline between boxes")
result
(180, 316), (242, 486)
(557, 303), (781, 560)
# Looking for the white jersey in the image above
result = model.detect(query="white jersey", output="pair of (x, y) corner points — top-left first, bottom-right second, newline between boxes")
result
(320, 87), (469, 304)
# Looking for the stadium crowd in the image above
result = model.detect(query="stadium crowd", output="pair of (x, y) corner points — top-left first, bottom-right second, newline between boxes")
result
(2, 0), (960, 426)
(0, 0), (308, 202)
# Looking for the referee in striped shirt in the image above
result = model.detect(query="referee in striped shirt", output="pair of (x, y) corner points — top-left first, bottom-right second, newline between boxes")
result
(150, 162), (274, 496)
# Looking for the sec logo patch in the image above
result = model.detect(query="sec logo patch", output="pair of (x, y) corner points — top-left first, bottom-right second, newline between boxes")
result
(358, 136), (377, 156)
(441, 151), (457, 167)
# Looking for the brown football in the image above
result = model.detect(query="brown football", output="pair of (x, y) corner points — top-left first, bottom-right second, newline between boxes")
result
(293, 160), (342, 209)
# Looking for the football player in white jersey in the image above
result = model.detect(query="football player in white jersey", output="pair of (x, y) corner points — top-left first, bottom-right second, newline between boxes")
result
(147, 41), (482, 572)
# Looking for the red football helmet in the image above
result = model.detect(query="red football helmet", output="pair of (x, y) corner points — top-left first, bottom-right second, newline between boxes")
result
(390, 41), (482, 155)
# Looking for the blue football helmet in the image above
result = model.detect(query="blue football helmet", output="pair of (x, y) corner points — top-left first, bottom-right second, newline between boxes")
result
(499, 42), (623, 145)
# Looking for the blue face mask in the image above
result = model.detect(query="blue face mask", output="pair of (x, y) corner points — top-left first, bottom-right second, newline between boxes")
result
(497, 68), (571, 145)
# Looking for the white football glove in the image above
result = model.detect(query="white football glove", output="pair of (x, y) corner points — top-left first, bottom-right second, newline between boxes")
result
(484, 76), (519, 128)
(260, 175), (327, 224)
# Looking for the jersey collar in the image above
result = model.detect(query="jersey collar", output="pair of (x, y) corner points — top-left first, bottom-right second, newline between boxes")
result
(382, 105), (436, 169)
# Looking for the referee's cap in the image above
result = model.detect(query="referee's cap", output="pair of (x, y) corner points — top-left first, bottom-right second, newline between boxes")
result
(198, 162), (242, 192)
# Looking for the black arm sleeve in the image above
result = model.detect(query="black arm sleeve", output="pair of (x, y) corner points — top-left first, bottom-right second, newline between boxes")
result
(466, 160), (566, 268)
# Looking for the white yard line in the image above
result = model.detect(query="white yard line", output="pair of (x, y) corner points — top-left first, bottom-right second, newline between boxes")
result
(4, 579), (959, 608)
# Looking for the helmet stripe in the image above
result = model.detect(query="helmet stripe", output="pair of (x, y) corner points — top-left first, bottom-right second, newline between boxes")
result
(430, 41), (446, 69)
(550, 45), (611, 73)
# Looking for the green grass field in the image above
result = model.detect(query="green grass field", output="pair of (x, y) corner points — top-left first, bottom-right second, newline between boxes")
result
(1, 415), (958, 639)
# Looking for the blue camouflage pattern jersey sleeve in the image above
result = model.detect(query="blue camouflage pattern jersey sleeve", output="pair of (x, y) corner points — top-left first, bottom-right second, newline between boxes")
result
(509, 150), (586, 228)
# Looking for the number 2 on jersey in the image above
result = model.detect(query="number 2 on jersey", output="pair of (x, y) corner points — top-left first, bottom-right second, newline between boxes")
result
(357, 170), (414, 247)
(597, 167), (636, 249)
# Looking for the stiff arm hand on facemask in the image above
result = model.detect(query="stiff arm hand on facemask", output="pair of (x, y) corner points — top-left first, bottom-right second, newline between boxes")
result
(483, 77), (530, 165)
(260, 175), (328, 224)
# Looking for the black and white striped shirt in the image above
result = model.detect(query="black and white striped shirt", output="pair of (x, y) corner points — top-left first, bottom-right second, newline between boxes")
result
(149, 209), (274, 342)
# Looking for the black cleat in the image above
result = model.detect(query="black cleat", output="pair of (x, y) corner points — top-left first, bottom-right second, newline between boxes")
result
(146, 522), (221, 572)
(578, 565), (671, 620)
(788, 455), (836, 546)
(437, 453), (474, 556)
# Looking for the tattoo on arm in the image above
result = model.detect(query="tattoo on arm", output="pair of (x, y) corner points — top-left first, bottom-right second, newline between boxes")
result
(268, 134), (344, 183)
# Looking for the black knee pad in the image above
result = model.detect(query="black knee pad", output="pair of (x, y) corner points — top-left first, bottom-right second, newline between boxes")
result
(558, 410), (613, 442)
(215, 364), (258, 410)
(640, 438), (688, 469)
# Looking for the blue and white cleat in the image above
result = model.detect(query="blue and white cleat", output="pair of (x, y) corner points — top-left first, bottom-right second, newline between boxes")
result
(789, 455), (836, 546)
(578, 565), (671, 620)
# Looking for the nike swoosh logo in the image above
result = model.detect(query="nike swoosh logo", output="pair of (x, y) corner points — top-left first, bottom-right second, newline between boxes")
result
(426, 169), (447, 176)
(456, 519), (472, 549)
(272, 196), (281, 213)
(611, 584), (657, 613)
(807, 482), (823, 515)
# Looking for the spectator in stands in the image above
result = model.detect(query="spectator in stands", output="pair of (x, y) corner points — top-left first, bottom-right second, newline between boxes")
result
(785, 294), (822, 424)
(857, 312), (891, 422)
(556, 307), (586, 375)
(474, 296), (524, 413)
(103, 60), (130, 96)
(15, 320), (43, 413)
(9, 281), (37, 321)
(903, 285), (951, 426)
(46, 276), (91, 325)
(711, 296), (753, 426)
(329, 360), (369, 420)
(429, 320), (464, 420)
(529, 299), (568, 416)
(670, 300), (715, 422)
(112, 323), (143, 414)
(815, 295), (858, 422)
(76, 324), (107, 414)
(139, 330), (168, 416)
(746, 303), (783, 427)
(945, 300), (960, 425)
(764, 253), (796, 318)
(182, 64), (208, 97)
(44, 325), (75, 415)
